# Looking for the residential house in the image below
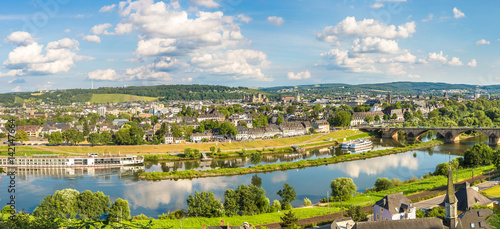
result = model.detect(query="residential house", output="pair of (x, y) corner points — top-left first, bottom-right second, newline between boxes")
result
(18, 125), (41, 137)
(280, 122), (306, 137)
(174, 137), (185, 144)
(191, 133), (211, 142)
(164, 134), (173, 144)
(331, 217), (355, 229)
(112, 119), (129, 126)
(313, 119), (330, 133)
(235, 126), (248, 140)
(373, 192), (416, 221)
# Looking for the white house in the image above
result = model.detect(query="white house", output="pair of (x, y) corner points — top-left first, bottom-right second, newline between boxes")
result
(373, 192), (416, 221)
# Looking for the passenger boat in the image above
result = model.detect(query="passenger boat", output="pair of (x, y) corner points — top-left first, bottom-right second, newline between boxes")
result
(340, 139), (373, 150)
(0, 153), (144, 167)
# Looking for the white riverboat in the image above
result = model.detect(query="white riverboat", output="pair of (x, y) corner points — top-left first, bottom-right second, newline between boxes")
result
(340, 139), (373, 151)
(0, 153), (144, 167)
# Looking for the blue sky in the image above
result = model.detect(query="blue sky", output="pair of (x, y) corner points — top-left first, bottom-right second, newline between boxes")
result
(0, 0), (499, 93)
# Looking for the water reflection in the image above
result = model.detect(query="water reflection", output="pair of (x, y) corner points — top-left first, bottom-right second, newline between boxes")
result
(335, 153), (419, 178)
(0, 136), (487, 217)
(146, 138), (396, 172)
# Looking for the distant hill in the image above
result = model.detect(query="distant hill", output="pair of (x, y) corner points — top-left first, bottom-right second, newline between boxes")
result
(261, 81), (484, 95)
(0, 85), (249, 106)
(1, 82), (500, 107)
(89, 94), (157, 103)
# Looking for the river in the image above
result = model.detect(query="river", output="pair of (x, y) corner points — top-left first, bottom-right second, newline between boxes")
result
(0, 135), (491, 217)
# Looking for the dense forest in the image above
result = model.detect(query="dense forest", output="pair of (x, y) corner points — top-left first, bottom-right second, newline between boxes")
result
(0, 85), (252, 106)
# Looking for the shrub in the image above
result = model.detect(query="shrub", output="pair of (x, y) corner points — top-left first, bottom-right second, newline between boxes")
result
(303, 198), (312, 206)
(272, 199), (282, 211)
(374, 177), (394, 191)
(416, 209), (425, 218)
(131, 214), (149, 220)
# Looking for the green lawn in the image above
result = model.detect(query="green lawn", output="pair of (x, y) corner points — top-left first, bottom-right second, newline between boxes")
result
(90, 94), (157, 104)
(482, 185), (500, 198)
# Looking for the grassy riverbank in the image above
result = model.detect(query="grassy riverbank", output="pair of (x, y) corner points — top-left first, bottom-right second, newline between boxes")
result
(22, 130), (360, 156)
(133, 165), (494, 228)
(139, 139), (445, 180)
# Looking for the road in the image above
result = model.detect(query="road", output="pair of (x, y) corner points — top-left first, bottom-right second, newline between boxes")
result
(414, 177), (500, 210)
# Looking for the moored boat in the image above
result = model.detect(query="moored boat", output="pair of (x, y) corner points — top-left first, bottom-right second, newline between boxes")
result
(0, 153), (144, 167)
(340, 139), (373, 150)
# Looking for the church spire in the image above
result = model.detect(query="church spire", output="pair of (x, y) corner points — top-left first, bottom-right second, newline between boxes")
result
(444, 153), (458, 228)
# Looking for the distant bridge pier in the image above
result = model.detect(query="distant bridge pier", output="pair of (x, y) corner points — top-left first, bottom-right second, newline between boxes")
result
(381, 129), (398, 141)
(488, 134), (500, 146)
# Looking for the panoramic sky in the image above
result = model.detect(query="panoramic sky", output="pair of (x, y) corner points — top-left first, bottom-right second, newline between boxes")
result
(0, 0), (499, 92)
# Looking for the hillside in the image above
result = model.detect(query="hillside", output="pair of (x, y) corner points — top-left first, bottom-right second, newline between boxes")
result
(89, 94), (158, 103)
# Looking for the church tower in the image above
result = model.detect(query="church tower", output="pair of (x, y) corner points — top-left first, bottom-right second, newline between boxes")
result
(444, 163), (458, 228)
(387, 92), (392, 104)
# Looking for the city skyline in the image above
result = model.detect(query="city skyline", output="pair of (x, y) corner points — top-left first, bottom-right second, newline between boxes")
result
(0, 0), (499, 93)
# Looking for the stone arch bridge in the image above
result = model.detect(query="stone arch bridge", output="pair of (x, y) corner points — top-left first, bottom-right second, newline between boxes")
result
(360, 127), (500, 146)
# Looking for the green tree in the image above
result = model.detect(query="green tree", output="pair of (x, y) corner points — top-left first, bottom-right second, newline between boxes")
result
(364, 116), (374, 124)
(464, 143), (493, 167)
(276, 115), (285, 125)
(277, 183), (297, 210)
(223, 189), (239, 217)
(210, 146), (216, 154)
(330, 177), (357, 201)
(374, 177), (394, 191)
(374, 115), (381, 122)
(220, 122), (238, 136)
(62, 129), (78, 145)
(253, 115), (269, 128)
(426, 207), (445, 220)
(48, 131), (63, 145)
(332, 111), (352, 127)
(15, 130), (29, 143)
(187, 191), (224, 218)
(75, 131), (84, 145)
(33, 189), (80, 219)
(151, 115), (159, 125)
(280, 210), (300, 229)
(107, 198), (130, 221)
(87, 133), (101, 146)
(403, 111), (413, 121)
(76, 190), (109, 220)
(416, 209), (425, 218)
(347, 205), (366, 222)
(100, 131), (111, 144)
(83, 120), (90, 136)
(391, 113), (398, 120)
(238, 121), (248, 128)
(286, 106), (296, 114)
(303, 198), (311, 207)
(270, 200), (281, 213)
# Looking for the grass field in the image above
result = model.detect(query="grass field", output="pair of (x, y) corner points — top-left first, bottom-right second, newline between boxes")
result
(89, 94), (157, 104)
(34, 130), (360, 155)
(0, 145), (70, 156)
(482, 185), (500, 198)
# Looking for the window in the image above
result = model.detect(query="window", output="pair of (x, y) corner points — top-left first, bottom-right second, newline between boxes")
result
(471, 223), (475, 228)
(380, 208), (383, 213)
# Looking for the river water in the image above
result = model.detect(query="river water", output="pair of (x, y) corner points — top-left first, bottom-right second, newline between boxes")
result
(0, 135), (490, 217)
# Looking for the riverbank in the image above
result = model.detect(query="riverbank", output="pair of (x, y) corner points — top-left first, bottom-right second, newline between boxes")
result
(1, 130), (359, 156)
(140, 132), (371, 162)
(139, 139), (444, 180)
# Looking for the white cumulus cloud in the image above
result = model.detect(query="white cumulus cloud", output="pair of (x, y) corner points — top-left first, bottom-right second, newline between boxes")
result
(316, 16), (416, 42)
(189, 0), (219, 8)
(351, 37), (400, 54)
(91, 23), (113, 35)
(370, 3), (384, 9)
(287, 70), (311, 80)
(475, 39), (490, 45)
(448, 57), (463, 66)
(83, 35), (101, 43)
(99, 4), (117, 13)
(191, 49), (272, 81)
(467, 59), (477, 67)
(2, 32), (91, 76)
(453, 7), (465, 19)
(267, 16), (284, 26)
